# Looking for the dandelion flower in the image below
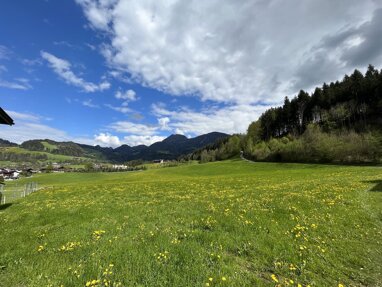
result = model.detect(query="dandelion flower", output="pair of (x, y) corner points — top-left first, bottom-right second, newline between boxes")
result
(271, 274), (279, 283)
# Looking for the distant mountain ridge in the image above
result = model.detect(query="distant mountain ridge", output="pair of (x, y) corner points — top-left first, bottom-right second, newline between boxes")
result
(1, 132), (229, 163)
(0, 139), (18, 147)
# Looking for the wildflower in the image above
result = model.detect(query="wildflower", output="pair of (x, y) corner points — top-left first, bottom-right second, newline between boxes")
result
(289, 263), (297, 271)
(271, 274), (278, 283)
(59, 241), (81, 252)
(222, 276), (227, 281)
(92, 230), (106, 240)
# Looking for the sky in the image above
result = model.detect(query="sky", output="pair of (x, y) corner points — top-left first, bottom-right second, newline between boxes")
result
(0, 0), (381, 147)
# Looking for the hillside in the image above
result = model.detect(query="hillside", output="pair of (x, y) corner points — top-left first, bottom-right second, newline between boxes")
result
(0, 132), (229, 164)
(192, 65), (382, 164)
(0, 146), (89, 167)
(21, 139), (85, 157)
(0, 139), (18, 147)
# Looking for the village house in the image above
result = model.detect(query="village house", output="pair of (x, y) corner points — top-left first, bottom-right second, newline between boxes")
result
(111, 164), (129, 170)
(0, 168), (20, 180)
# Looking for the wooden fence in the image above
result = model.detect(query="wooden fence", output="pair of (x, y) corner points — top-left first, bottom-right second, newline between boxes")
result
(0, 182), (38, 204)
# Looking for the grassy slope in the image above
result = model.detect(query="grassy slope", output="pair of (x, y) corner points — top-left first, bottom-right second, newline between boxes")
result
(41, 141), (58, 152)
(0, 160), (381, 286)
(0, 147), (89, 163)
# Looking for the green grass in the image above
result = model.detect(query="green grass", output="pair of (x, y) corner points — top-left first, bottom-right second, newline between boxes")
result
(0, 160), (381, 286)
(41, 141), (58, 152)
(0, 147), (89, 163)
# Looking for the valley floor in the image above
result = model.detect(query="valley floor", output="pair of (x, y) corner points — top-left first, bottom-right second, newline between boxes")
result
(0, 160), (381, 286)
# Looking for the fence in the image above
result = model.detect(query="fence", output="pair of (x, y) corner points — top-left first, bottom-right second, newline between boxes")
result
(0, 182), (38, 205)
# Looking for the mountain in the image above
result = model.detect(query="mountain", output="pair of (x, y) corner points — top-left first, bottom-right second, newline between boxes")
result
(21, 139), (84, 156)
(141, 132), (229, 160)
(0, 139), (18, 147)
(7, 132), (229, 163)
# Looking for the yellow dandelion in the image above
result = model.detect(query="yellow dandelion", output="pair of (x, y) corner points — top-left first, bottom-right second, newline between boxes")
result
(271, 274), (279, 283)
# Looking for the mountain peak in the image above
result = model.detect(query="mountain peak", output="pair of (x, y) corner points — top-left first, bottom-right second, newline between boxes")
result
(162, 134), (188, 143)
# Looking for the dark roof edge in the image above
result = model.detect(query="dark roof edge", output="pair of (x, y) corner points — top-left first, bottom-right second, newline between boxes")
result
(0, 107), (14, 125)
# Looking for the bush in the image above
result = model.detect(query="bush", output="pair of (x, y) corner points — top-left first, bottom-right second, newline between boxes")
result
(250, 124), (382, 164)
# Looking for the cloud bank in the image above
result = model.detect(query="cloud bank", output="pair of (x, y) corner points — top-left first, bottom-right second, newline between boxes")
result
(76, 0), (382, 105)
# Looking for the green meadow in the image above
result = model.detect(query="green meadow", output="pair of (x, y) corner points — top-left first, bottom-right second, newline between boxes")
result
(0, 160), (381, 286)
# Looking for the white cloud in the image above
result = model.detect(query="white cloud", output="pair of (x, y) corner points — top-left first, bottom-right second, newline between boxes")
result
(41, 51), (111, 92)
(0, 110), (69, 143)
(115, 89), (137, 101)
(0, 62), (32, 90)
(152, 103), (270, 136)
(0, 110), (165, 147)
(158, 117), (170, 130)
(107, 120), (165, 146)
(0, 110), (97, 146)
(53, 41), (75, 48)
(105, 104), (131, 113)
(110, 120), (158, 136)
(76, 0), (381, 104)
(0, 78), (32, 90)
(105, 103), (269, 146)
(75, 0), (116, 31)
(122, 135), (165, 146)
(94, 132), (121, 147)
(21, 58), (42, 66)
(82, 99), (99, 108)
(7, 111), (41, 122)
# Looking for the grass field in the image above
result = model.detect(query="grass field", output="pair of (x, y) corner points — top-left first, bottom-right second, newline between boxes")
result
(0, 160), (381, 286)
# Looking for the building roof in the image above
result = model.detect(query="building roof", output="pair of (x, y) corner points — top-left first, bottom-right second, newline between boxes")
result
(0, 107), (14, 125)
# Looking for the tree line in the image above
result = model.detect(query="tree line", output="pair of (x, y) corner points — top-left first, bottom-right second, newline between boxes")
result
(188, 65), (382, 164)
(257, 65), (381, 140)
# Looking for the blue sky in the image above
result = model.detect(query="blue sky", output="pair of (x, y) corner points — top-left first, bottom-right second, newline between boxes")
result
(1, 0), (381, 147)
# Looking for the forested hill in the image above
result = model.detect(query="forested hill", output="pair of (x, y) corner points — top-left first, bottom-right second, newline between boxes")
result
(190, 65), (382, 164)
(257, 65), (381, 140)
(0, 139), (18, 147)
